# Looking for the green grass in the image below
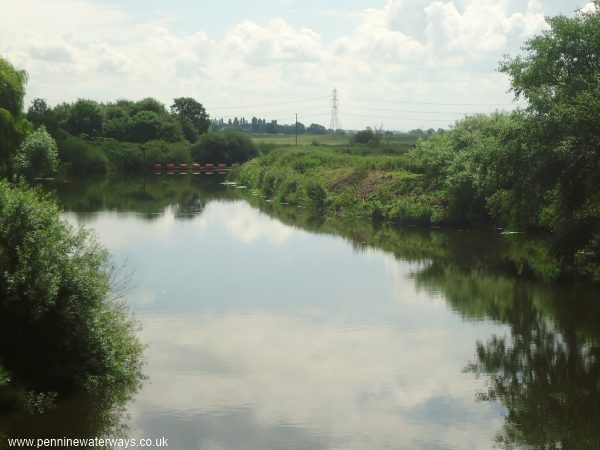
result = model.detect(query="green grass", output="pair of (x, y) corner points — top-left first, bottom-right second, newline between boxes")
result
(251, 133), (349, 146)
(250, 132), (420, 148)
(232, 144), (445, 225)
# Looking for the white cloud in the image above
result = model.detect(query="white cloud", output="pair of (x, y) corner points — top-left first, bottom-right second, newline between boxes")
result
(581, 2), (598, 13)
(0, 0), (588, 129)
(424, 0), (546, 58)
(224, 19), (324, 65)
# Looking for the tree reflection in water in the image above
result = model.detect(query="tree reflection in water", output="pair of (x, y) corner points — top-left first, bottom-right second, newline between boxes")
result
(0, 379), (142, 449)
(465, 290), (600, 449)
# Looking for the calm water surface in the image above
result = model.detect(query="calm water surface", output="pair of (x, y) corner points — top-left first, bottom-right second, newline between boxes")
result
(4, 176), (600, 450)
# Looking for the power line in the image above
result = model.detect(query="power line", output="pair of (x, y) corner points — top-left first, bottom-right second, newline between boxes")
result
(343, 105), (476, 115)
(207, 96), (329, 111)
(214, 109), (329, 119)
(344, 96), (523, 107)
(342, 112), (458, 123)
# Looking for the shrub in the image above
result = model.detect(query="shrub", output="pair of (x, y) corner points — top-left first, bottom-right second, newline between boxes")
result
(191, 131), (258, 164)
(0, 181), (144, 395)
(351, 128), (381, 146)
(58, 136), (108, 176)
(14, 126), (59, 179)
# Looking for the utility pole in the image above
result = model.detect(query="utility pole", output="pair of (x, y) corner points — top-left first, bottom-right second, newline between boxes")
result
(295, 113), (298, 146)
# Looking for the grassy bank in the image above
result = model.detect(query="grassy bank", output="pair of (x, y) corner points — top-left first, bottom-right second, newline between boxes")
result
(233, 144), (446, 225)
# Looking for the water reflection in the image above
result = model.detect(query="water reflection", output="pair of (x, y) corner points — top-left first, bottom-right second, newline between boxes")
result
(0, 387), (140, 449)
(239, 187), (600, 449)
(54, 175), (237, 220)
(463, 284), (600, 449)
(44, 177), (600, 449)
(130, 313), (501, 450)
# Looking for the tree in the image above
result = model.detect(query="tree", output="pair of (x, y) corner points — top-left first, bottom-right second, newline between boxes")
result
(0, 57), (32, 173)
(26, 98), (59, 136)
(170, 97), (210, 140)
(14, 126), (59, 179)
(308, 123), (327, 134)
(499, 1), (600, 273)
(0, 57), (26, 117)
(0, 181), (144, 394)
(125, 111), (163, 142)
(65, 99), (104, 137)
(352, 128), (380, 146)
(131, 97), (166, 115)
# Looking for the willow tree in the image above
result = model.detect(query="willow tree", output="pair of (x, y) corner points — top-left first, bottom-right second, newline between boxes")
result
(0, 57), (32, 174)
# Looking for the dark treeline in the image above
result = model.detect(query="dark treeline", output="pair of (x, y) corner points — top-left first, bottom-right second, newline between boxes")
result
(29, 96), (209, 144)
(21, 95), (257, 176)
(210, 116), (441, 137)
(211, 116), (331, 135)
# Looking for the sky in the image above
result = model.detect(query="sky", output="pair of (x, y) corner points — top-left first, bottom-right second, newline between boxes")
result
(0, 0), (595, 130)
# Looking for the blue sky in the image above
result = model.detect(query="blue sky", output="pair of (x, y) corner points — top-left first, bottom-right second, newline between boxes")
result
(1, 0), (594, 130)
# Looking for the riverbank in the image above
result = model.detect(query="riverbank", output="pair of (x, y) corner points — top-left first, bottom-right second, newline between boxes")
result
(232, 145), (441, 223)
(230, 116), (600, 283)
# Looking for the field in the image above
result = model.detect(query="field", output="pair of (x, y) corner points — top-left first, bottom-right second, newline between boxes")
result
(250, 132), (420, 147)
(250, 133), (349, 146)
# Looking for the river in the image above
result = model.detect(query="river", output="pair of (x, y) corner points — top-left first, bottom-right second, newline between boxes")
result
(2, 175), (599, 450)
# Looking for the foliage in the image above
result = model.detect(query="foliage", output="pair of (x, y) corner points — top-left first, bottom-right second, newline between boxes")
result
(211, 115), (309, 135)
(14, 126), (59, 179)
(498, 1), (600, 274)
(0, 181), (144, 395)
(307, 123), (327, 134)
(26, 98), (59, 136)
(171, 97), (210, 142)
(351, 128), (381, 146)
(126, 111), (164, 142)
(191, 131), (258, 164)
(65, 99), (104, 138)
(232, 145), (433, 218)
(130, 97), (166, 115)
(0, 57), (32, 173)
(59, 136), (108, 176)
(0, 58), (26, 116)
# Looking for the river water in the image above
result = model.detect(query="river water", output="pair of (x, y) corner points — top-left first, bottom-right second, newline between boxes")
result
(2, 176), (599, 450)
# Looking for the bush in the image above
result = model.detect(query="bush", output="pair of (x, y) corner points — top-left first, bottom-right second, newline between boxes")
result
(0, 181), (144, 395)
(58, 136), (108, 176)
(14, 126), (59, 179)
(191, 131), (258, 164)
(352, 128), (381, 146)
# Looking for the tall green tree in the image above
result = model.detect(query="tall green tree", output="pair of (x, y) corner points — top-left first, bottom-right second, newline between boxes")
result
(65, 99), (104, 138)
(26, 98), (59, 137)
(499, 1), (600, 275)
(0, 57), (32, 173)
(170, 97), (210, 142)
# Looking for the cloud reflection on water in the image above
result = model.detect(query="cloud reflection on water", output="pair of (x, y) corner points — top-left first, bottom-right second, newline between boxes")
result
(128, 312), (503, 450)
